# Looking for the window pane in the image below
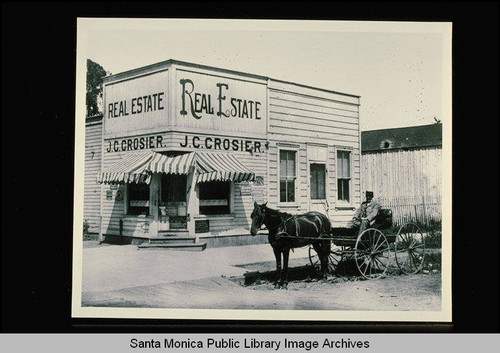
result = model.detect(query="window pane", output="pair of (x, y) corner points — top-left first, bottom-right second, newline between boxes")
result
(337, 152), (344, 178)
(337, 150), (351, 179)
(337, 179), (350, 202)
(287, 179), (295, 202)
(280, 151), (287, 177)
(310, 166), (317, 199)
(280, 150), (296, 178)
(128, 183), (150, 215)
(199, 181), (230, 215)
(344, 153), (350, 178)
(280, 179), (287, 202)
(317, 166), (325, 199)
(287, 152), (296, 177)
(311, 164), (325, 200)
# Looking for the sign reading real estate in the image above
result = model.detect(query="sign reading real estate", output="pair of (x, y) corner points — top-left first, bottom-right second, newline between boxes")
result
(173, 69), (267, 137)
(104, 70), (169, 138)
(103, 68), (267, 139)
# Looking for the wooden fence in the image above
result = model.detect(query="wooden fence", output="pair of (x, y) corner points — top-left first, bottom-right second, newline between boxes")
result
(377, 195), (442, 228)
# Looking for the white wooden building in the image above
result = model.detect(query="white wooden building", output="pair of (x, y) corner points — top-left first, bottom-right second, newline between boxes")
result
(89, 59), (361, 246)
(361, 123), (442, 226)
(83, 113), (103, 234)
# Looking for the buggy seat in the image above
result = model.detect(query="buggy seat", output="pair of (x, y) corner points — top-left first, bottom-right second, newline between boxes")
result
(329, 208), (393, 238)
(375, 208), (393, 230)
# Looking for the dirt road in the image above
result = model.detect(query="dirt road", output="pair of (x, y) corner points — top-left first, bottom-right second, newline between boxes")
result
(82, 264), (441, 311)
(80, 242), (442, 312)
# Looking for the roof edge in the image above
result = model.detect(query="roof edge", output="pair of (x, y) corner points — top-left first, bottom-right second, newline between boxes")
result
(102, 59), (359, 98)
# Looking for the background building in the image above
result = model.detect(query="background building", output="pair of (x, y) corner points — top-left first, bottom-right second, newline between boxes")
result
(361, 123), (442, 227)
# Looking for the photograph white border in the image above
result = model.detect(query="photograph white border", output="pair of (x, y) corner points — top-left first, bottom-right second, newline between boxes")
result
(72, 18), (452, 322)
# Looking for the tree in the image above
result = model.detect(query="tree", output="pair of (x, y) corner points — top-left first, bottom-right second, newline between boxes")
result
(86, 59), (109, 117)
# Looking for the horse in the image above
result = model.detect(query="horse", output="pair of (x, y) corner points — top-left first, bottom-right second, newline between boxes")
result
(250, 202), (332, 289)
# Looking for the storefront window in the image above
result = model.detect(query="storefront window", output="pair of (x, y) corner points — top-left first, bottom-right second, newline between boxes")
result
(127, 183), (150, 215)
(199, 181), (230, 215)
(310, 163), (326, 200)
(280, 150), (296, 203)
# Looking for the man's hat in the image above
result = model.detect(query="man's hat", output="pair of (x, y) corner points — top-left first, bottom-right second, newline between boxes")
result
(365, 191), (374, 198)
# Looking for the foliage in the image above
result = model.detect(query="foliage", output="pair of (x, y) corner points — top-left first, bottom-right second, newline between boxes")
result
(83, 219), (91, 240)
(86, 59), (109, 116)
(422, 252), (441, 272)
(423, 219), (442, 249)
(424, 229), (442, 249)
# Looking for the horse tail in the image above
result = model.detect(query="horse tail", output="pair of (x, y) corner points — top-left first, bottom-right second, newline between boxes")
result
(318, 213), (332, 235)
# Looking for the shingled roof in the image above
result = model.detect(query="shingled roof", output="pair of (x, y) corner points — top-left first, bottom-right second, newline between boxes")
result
(362, 123), (442, 153)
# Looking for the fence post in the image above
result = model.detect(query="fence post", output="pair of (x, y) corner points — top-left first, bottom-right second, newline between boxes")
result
(422, 195), (428, 227)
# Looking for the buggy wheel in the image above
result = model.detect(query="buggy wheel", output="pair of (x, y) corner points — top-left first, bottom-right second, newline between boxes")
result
(395, 222), (425, 274)
(308, 244), (343, 274)
(328, 247), (343, 274)
(308, 245), (320, 268)
(354, 228), (391, 279)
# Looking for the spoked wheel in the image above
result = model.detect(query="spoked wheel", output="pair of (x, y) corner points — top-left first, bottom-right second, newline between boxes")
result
(308, 244), (343, 274)
(395, 222), (425, 274)
(354, 228), (391, 279)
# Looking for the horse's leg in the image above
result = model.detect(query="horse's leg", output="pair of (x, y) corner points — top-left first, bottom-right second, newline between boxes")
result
(282, 248), (290, 289)
(273, 246), (282, 288)
(313, 242), (329, 280)
(321, 242), (332, 279)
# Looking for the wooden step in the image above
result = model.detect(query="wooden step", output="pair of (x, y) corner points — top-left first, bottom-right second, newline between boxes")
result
(137, 242), (207, 251)
(149, 236), (197, 244)
(157, 230), (189, 237)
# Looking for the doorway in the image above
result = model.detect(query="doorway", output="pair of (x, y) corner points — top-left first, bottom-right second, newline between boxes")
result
(159, 174), (188, 230)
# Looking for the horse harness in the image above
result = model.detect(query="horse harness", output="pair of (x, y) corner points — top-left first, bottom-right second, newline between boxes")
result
(276, 215), (300, 240)
(275, 214), (330, 241)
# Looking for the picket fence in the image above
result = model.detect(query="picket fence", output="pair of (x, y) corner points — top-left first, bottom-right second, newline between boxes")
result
(377, 195), (442, 228)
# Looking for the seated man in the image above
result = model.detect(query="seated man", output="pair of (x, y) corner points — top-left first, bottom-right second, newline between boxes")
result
(346, 191), (381, 235)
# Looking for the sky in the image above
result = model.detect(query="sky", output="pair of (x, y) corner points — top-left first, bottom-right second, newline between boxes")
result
(79, 19), (452, 131)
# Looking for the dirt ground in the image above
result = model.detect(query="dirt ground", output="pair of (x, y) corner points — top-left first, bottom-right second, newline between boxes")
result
(82, 258), (442, 311)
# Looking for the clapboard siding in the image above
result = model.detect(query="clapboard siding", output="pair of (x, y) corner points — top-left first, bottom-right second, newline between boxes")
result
(266, 82), (361, 226)
(268, 80), (360, 106)
(84, 120), (102, 233)
(268, 95), (359, 117)
(361, 147), (442, 226)
(361, 147), (442, 200)
(269, 126), (359, 145)
(101, 151), (129, 236)
(269, 89), (359, 148)
(269, 93), (359, 114)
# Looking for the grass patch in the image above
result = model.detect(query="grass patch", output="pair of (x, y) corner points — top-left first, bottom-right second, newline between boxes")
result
(423, 251), (441, 272)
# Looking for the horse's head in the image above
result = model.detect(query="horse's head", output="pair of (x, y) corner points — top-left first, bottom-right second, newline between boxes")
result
(250, 201), (267, 236)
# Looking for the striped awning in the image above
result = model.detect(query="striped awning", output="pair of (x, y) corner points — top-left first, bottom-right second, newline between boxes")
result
(194, 152), (255, 183)
(97, 151), (255, 184)
(96, 150), (153, 184)
(146, 152), (195, 175)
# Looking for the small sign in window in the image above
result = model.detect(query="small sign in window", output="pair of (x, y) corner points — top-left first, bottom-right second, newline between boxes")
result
(195, 219), (210, 233)
(199, 199), (228, 206)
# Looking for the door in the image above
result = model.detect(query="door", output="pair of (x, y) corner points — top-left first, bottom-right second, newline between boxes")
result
(159, 174), (188, 230)
(309, 163), (328, 214)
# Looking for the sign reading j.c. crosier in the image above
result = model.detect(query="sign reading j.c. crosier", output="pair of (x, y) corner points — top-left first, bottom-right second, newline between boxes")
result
(174, 70), (267, 137)
(179, 133), (264, 153)
(104, 70), (169, 137)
